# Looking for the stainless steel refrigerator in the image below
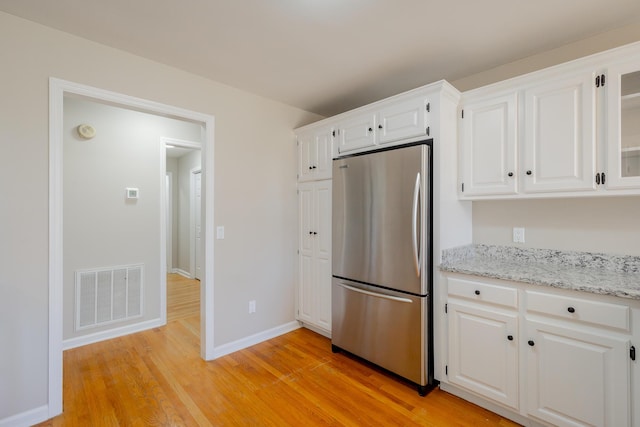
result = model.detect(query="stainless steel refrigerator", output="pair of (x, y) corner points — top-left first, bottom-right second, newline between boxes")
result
(331, 141), (433, 395)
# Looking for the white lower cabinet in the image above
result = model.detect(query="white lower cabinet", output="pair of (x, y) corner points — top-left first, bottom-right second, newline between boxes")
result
(525, 319), (630, 427)
(448, 302), (519, 409)
(444, 274), (637, 427)
(297, 180), (332, 333)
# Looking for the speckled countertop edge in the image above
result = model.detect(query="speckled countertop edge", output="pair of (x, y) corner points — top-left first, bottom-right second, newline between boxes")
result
(439, 244), (640, 300)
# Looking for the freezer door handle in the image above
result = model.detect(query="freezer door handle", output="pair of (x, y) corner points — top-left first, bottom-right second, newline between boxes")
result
(412, 172), (421, 277)
(336, 283), (413, 304)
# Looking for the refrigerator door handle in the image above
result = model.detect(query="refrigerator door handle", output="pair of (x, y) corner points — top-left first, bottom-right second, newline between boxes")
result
(336, 283), (413, 304)
(412, 172), (421, 277)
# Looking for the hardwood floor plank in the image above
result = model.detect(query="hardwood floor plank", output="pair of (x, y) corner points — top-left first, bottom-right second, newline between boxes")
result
(37, 319), (520, 426)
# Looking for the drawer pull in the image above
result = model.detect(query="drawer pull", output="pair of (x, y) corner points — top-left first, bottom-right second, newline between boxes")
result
(507, 335), (514, 341)
(474, 290), (480, 295)
(528, 340), (535, 347)
(567, 306), (575, 313)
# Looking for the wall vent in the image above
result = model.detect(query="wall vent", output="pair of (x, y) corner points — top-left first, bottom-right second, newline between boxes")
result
(75, 264), (143, 330)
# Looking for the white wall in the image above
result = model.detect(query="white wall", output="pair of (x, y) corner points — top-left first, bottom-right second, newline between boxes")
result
(451, 19), (640, 257)
(63, 97), (202, 340)
(0, 11), (321, 422)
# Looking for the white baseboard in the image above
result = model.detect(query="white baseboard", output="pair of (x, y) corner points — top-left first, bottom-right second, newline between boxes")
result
(173, 268), (192, 279)
(213, 321), (301, 359)
(63, 318), (165, 350)
(298, 321), (331, 338)
(0, 404), (48, 427)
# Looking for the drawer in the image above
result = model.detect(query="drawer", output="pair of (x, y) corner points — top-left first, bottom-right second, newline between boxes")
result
(448, 277), (518, 309)
(526, 290), (630, 332)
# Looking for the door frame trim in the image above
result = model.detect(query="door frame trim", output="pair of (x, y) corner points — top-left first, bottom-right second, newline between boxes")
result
(48, 78), (216, 418)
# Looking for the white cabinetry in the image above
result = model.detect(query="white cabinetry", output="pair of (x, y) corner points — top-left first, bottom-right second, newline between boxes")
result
(443, 273), (637, 427)
(298, 126), (332, 182)
(336, 112), (376, 155)
(525, 290), (631, 427)
(459, 92), (518, 196)
(335, 91), (432, 156)
(447, 277), (519, 409)
(606, 58), (640, 189)
(522, 73), (597, 193)
(297, 180), (332, 333)
(459, 42), (640, 199)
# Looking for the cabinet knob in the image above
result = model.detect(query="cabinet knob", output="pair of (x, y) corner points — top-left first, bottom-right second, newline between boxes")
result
(474, 290), (480, 295)
(526, 170), (532, 176)
(368, 127), (373, 132)
(378, 124), (383, 129)
(567, 306), (575, 313)
(528, 340), (535, 347)
(508, 172), (513, 177)
(312, 165), (317, 169)
(308, 231), (313, 235)
(507, 335), (514, 341)
(308, 166), (313, 170)
(313, 231), (318, 235)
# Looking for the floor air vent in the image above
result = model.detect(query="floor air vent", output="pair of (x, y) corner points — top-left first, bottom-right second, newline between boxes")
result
(75, 264), (143, 330)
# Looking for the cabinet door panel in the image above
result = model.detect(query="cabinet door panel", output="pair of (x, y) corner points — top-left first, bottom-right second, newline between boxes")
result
(298, 134), (314, 182)
(460, 93), (518, 196)
(523, 74), (596, 193)
(314, 129), (333, 180)
(315, 180), (332, 260)
(315, 257), (332, 331)
(298, 253), (314, 323)
(378, 96), (427, 144)
(337, 113), (376, 155)
(448, 303), (519, 409)
(606, 61), (640, 189)
(526, 320), (630, 427)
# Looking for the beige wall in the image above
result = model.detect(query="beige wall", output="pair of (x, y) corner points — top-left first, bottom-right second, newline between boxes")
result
(0, 11), (321, 421)
(451, 19), (640, 257)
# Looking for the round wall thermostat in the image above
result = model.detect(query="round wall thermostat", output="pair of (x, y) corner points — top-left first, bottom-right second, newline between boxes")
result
(77, 124), (96, 139)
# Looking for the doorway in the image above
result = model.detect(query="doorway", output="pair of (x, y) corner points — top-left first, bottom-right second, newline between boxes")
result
(49, 78), (215, 418)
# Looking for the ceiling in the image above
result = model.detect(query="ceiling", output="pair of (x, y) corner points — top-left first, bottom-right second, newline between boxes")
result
(2, 0), (640, 116)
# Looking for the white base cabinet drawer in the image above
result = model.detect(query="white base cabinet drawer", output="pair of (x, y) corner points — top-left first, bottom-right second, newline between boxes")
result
(526, 290), (630, 332)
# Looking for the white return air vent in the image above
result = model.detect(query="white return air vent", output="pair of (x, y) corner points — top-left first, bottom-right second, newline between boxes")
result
(75, 264), (143, 331)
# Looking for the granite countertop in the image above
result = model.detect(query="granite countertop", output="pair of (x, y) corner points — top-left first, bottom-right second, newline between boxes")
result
(439, 244), (640, 300)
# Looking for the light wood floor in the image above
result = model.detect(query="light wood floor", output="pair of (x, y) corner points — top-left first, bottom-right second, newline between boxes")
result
(37, 311), (520, 426)
(167, 273), (200, 322)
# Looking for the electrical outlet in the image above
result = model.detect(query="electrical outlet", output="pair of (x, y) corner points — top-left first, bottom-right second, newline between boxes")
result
(249, 300), (256, 314)
(513, 227), (525, 243)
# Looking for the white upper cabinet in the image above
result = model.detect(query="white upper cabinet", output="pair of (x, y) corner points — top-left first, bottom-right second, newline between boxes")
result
(377, 95), (429, 144)
(336, 112), (376, 156)
(298, 126), (332, 182)
(459, 92), (518, 196)
(459, 42), (640, 199)
(333, 91), (433, 156)
(522, 73), (597, 194)
(605, 59), (640, 189)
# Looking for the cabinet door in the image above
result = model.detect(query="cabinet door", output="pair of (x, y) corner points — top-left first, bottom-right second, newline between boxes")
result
(460, 92), (518, 196)
(377, 96), (428, 144)
(313, 180), (332, 331)
(448, 302), (519, 409)
(526, 320), (630, 427)
(336, 113), (376, 155)
(298, 133), (315, 182)
(297, 183), (315, 324)
(605, 60), (640, 189)
(298, 128), (333, 182)
(297, 181), (332, 332)
(522, 73), (597, 193)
